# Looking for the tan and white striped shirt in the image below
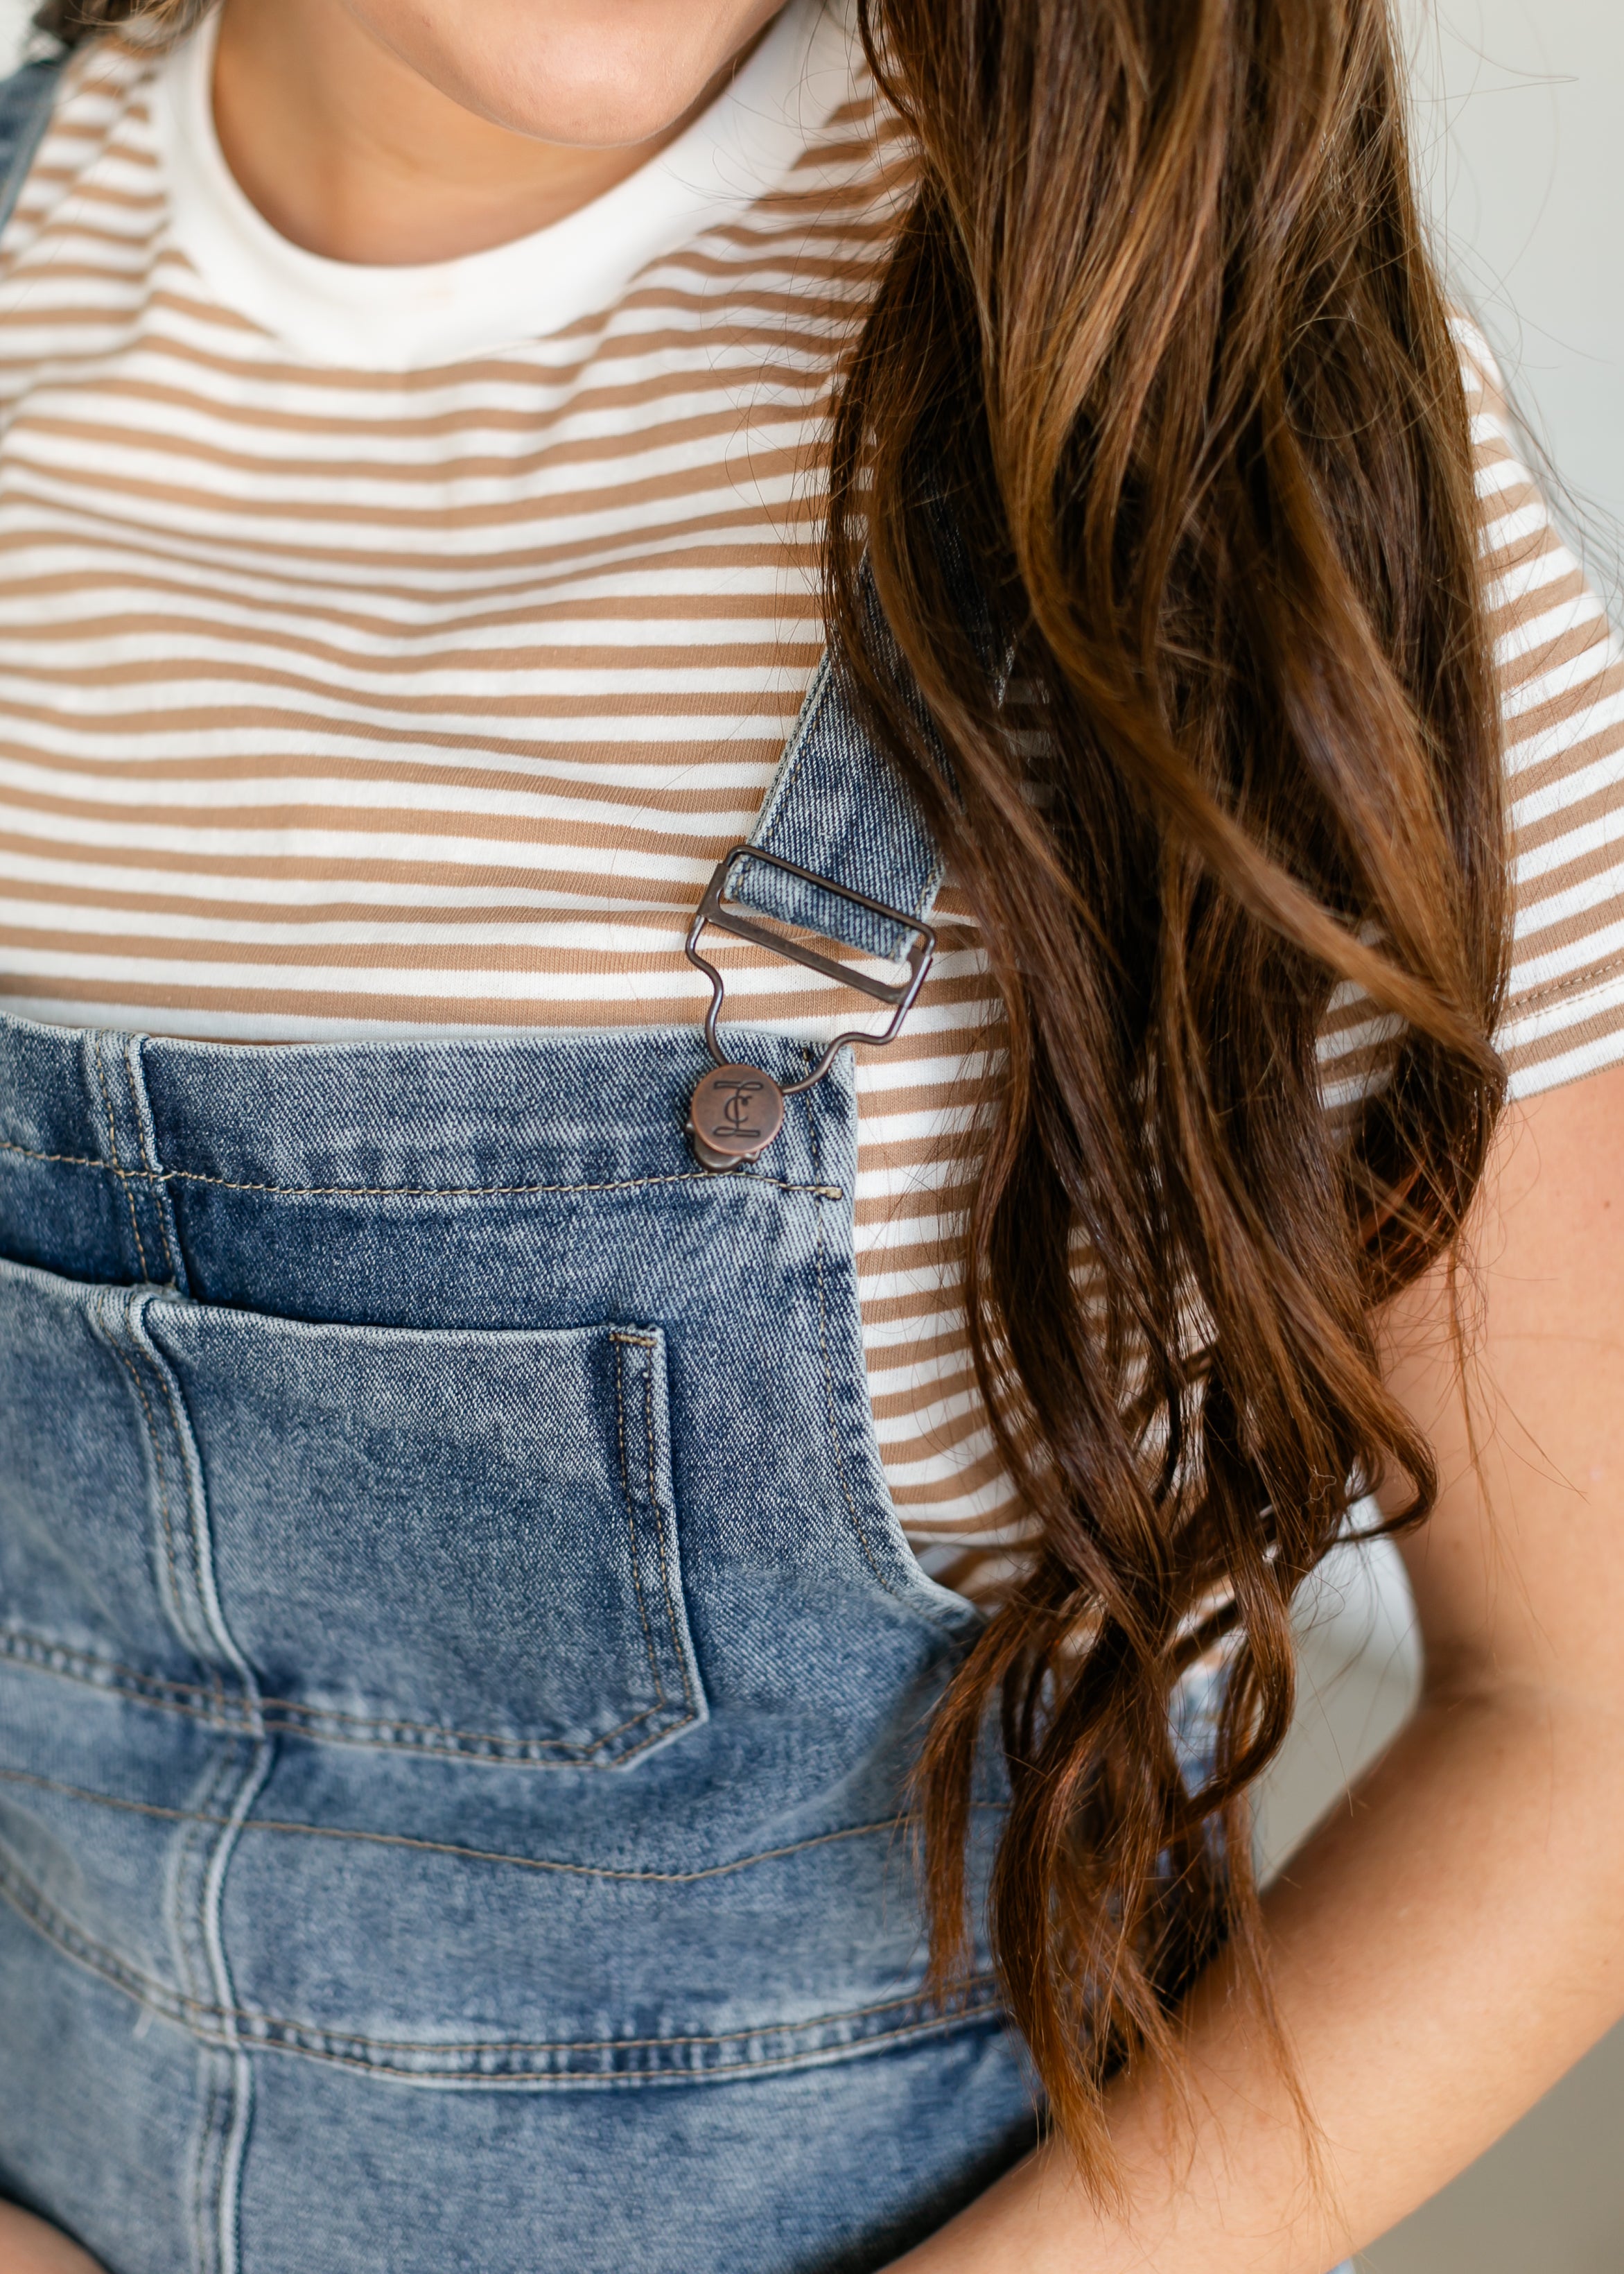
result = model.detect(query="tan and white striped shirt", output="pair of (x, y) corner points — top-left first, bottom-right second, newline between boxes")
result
(0, 8), (1619, 1574)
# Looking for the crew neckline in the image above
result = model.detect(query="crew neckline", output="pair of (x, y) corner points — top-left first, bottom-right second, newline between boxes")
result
(151, 0), (853, 369)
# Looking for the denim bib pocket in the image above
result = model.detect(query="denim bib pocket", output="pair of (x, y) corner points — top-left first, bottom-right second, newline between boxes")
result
(0, 1251), (707, 1773)
(146, 1300), (708, 1769)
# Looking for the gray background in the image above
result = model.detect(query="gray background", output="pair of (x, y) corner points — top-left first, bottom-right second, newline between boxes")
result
(0, 0), (1617, 2264)
(1399, 0), (1624, 541)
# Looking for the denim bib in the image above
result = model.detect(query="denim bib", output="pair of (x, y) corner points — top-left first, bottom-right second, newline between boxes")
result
(0, 620), (1038, 2273)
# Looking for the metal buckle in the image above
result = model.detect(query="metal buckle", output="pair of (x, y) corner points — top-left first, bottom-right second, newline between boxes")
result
(682, 843), (937, 1170)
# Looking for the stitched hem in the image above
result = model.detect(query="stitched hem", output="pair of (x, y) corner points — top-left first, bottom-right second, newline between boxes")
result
(0, 1627), (695, 1767)
(0, 1138), (842, 1202)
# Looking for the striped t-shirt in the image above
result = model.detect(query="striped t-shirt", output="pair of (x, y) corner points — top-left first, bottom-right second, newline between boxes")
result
(0, 6), (1620, 1582)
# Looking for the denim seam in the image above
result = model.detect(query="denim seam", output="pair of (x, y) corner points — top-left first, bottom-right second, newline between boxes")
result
(0, 1631), (675, 1763)
(562, 1679), (692, 1770)
(175, 1747), (249, 2274)
(0, 1141), (100, 1168)
(225, 2006), (1004, 2086)
(193, 2053), (220, 2274)
(97, 1299), (191, 1670)
(0, 1760), (984, 1884)
(805, 1086), (905, 1608)
(559, 1328), (691, 1773)
(169, 1753), (200, 2031)
(0, 1139), (843, 1202)
(91, 1031), (150, 1281)
(111, 1306), (236, 1720)
(611, 1334), (670, 1722)
(124, 1039), (180, 1286)
(0, 1627), (223, 1696)
(806, 1093), (968, 1638)
(195, 1750), (275, 2274)
(161, 1739), (259, 2274)
(0, 1839), (999, 2065)
(168, 1742), (242, 2004)
(636, 1335), (697, 1723)
(134, 1308), (234, 1719)
(240, 2010), (1005, 2083)
(239, 1981), (1003, 2058)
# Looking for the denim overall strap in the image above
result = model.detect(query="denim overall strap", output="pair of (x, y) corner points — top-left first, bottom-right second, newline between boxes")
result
(0, 51), (65, 238)
(726, 646), (945, 964)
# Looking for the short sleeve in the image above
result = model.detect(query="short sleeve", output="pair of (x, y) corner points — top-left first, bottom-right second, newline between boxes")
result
(1456, 320), (1624, 1100)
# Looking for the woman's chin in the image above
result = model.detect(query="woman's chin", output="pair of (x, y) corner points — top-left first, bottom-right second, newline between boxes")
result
(343, 0), (785, 150)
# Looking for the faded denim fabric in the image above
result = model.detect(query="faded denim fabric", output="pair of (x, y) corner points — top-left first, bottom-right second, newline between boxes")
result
(0, 654), (1038, 2274)
(729, 648), (945, 960)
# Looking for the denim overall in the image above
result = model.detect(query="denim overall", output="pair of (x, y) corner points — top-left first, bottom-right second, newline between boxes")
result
(0, 603), (1045, 2271)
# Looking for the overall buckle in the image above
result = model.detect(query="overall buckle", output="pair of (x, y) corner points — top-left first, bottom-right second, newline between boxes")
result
(683, 844), (936, 1171)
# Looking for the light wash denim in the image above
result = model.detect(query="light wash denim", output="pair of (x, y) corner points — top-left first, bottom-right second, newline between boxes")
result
(0, 640), (1045, 2273)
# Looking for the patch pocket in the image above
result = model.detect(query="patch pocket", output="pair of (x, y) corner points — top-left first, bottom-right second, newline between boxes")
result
(143, 1305), (706, 1768)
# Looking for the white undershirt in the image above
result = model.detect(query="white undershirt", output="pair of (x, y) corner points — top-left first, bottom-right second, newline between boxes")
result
(152, 0), (854, 367)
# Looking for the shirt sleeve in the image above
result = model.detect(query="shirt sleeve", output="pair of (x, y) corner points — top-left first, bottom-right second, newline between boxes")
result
(1456, 318), (1624, 1100)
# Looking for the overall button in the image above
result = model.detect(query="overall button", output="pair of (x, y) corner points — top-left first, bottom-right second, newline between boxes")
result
(687, 1064), (785, 1170)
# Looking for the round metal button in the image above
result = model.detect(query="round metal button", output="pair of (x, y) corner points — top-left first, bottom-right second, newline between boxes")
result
(687, 1062), (785, 1171)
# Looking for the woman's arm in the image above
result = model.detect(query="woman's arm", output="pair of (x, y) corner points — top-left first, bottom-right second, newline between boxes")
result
(0, 2204), (103, 2273)
(892, 1059), (1624, 2273)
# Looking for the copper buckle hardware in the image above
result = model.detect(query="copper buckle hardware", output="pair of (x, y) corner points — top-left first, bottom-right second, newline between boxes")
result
(683, 844), (936, 1171)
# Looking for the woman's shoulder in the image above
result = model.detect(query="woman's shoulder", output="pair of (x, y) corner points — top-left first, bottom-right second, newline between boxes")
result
(0, 33), (161, 272)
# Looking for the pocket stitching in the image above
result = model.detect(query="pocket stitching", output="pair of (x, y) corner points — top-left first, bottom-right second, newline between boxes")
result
(611, 1332), (670, 1726)
(0, 1626), (674, 1763)
(3, 1287), (700, 1763)
(600, 1330), (701, 1767)
(634, 1331), (697, 1723)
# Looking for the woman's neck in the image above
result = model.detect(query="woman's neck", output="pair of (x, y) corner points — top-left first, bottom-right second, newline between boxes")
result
(211, 0), (767, 266)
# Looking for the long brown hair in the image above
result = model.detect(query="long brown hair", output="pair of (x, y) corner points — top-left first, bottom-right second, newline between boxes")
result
(33, 0), (203, 42)
(831, 0), (1506, 2164)
(39, 0), (1510, 2174)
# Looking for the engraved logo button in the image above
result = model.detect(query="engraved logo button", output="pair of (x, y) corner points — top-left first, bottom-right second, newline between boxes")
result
(687, 1064), (785, 1171)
